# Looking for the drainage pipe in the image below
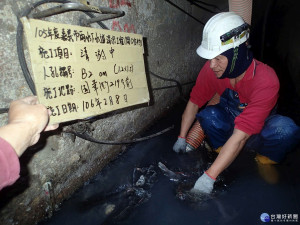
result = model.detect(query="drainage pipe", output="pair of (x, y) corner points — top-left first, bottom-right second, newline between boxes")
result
(229, 0), (253, 25)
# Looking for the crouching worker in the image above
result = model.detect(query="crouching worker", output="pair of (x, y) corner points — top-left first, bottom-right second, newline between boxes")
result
(173, 12), (300, 194)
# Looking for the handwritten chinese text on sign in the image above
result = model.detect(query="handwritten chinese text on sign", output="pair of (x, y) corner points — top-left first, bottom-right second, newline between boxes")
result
(21, 18), (150, 124)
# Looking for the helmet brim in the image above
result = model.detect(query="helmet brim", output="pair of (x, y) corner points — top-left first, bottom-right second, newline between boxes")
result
(196, 45), (222, 60)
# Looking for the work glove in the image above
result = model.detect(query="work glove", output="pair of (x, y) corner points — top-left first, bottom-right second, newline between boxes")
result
(173, 137), (187, 153)
(191, 172), (215, 194)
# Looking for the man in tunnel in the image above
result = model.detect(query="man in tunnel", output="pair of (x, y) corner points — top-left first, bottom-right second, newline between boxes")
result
(173, 12), (300, 194)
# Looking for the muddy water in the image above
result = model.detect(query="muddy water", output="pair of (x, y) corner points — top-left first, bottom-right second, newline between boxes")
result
(39, 103), (300, 225)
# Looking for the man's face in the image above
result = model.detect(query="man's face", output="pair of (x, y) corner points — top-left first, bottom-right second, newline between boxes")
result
(209, 55), (228, 78)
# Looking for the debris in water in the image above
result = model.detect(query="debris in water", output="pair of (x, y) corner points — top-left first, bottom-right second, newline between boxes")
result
(104, 204), (115, 215)
(135, 175), (146, 187)
(80, 165), (158, 223)
(158, 162), (182, 181)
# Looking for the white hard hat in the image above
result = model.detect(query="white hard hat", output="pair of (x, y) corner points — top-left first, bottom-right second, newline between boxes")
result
(197, 12), (249, 59)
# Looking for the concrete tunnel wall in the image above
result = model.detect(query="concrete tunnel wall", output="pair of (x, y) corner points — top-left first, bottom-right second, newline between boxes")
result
(0, 0), (228, 224)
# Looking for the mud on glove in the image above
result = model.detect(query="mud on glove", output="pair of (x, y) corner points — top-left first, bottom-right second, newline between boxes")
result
(191, 171), (215, 194)
(173, 137), (187, 153)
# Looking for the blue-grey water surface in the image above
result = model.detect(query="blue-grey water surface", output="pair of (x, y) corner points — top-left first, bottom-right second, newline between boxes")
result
(39, 103), (300, 225)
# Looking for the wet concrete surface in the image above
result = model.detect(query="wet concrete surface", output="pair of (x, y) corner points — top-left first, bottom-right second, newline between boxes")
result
(39, 102), (300, 225)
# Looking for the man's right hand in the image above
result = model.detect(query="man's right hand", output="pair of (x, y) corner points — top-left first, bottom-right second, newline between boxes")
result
(173, 137), (187, 153)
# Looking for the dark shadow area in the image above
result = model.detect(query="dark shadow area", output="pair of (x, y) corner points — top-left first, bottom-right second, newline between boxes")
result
(251, 0), (300, 125)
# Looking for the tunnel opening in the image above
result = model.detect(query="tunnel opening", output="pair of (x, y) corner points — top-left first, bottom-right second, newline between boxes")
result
(251, 0), (300, 125)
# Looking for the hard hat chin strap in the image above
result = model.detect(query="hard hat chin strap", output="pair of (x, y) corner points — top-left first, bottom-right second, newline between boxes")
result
(219, 42), (253, 79)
